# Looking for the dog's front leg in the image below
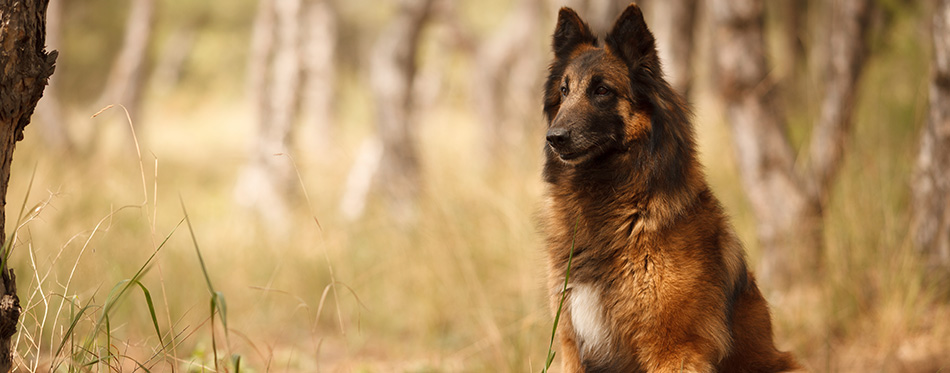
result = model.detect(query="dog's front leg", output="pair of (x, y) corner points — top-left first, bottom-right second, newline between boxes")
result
(556, 316), (585, 373)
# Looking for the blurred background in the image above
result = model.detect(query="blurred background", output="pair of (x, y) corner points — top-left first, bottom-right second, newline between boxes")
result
(6, 0), (950, 371)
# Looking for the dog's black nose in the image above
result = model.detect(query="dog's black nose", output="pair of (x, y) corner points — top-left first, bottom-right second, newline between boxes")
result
(546, 128), (570, 148)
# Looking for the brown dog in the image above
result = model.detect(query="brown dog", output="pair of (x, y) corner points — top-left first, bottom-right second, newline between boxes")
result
(541, 4), (800, 372)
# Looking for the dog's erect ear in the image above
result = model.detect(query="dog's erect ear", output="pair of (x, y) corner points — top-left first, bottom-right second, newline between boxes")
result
(552, 7), (597, 59)
(605, 4), (659, 69)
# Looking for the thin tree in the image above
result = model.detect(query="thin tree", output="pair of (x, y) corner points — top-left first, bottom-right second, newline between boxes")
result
(709, 0), (873, 291)
(300, 0), (337, 149)
(342, 0), (435, 223)
(237, 0), (337, 230)
(96, 0), (155, 123)
(650, 0), (698, 96)
(0, 0), (57, 370)
(911, 0), (950, 269)
(237, 0), (302, 230)
(473, 0), (544, 160)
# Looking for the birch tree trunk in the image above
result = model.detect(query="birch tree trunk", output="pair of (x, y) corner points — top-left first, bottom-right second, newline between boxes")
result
(911, 0), (950, 268)
(779, 0), (808, 79)
(0, 0), (57, 370)
(473, 0), (543, 160)
(238, 0), (337, 229)
(236, 0), (303, 230)
(96, 0), (155, 122)
(367, 0), (435, 224)
(300, 0), (337, 149)
(651, 0), (698, 96)
(711, 0), (821, 291)
(710, 0), (872, 291)
(806, 0), (872, 203)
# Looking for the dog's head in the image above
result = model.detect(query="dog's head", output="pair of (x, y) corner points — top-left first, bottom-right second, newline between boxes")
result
(543, 4), (664, 165)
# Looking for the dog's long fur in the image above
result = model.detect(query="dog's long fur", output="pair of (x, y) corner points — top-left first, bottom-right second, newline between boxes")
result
(541, 4), (799, 372)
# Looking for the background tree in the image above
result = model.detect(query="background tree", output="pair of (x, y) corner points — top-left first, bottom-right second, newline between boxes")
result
(341, 0), (435, 224)
(911, 0), (950, 270)
(0, 0), (57, 370)
(649, 0), (698, 96)
(95, 0), (155, 124)
(300, 0), (338, 150)
(472, 0), (543, 161)
(710, 0), (873, 291)
(236, 0), (337, 231)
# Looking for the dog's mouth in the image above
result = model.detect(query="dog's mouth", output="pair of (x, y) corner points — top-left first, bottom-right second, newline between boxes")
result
(550, 145), (593, 163)
(557, 151), (584, 161)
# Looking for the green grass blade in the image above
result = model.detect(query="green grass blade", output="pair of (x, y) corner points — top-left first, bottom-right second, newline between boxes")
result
(104, 314), (112, 368)
(134, 280), (165, 347)
(542, 217), (580, 373)
(79, 220), (182, 357)
(233, 354), (241, 373)
(180, 197), (216, 293)
(181, 197), (230, 370)
(1, 164), (37, 268)
(210, 296), (220, 372)
(54, 303), (94, 359)
(214, 291), (228, 333)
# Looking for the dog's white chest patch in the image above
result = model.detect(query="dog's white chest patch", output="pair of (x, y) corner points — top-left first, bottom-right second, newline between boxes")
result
(569, 283), (608, 355)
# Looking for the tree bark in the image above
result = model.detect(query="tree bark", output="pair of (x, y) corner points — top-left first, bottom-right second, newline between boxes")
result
(710, 0), (822, 291)
(651, 0), (698, 96)
(779, 0), (808, 79)
(367, 0), (435, 224)
(96, 0), (155, 122)
(0, 0), (58, 371)
(806, 0), (872, 203)
(911, 0), (950, 268)
(710, 0), (873, 291)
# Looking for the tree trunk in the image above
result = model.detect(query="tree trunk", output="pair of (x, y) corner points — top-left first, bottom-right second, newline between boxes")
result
(710, 0), (822, 291)
(473, 0), (543, 160)
(806, 0), (872, 203)
(33, 0), (73, 153)
(710, 0), (873, 291)
(238, 0), (337, 230)
(367, 0), (435, 224)
(151, 19), (200, 96)
(650, 0), (698, 96)
(299, 0), (337, 150)
(235, 0), (303, 231)
(96, 0), (155, 122)
(911, 0), (950, 268)
(0, 0), (58, 371)
(779, 0), (808, 79)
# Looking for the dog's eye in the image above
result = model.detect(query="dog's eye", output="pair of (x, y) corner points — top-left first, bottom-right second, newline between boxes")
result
(560, 86), (569, 96)
(594, 86), (611, 96)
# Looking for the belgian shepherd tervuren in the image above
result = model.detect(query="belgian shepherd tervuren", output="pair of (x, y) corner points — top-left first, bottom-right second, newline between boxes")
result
(541, 4), (800, 372)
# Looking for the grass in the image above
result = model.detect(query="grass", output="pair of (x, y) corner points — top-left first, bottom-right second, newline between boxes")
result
(542, 217), (578, 373)
(4, 3), (949, 372)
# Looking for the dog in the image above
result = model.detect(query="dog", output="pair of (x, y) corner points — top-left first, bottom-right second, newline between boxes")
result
(541, 4), (800, 372)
